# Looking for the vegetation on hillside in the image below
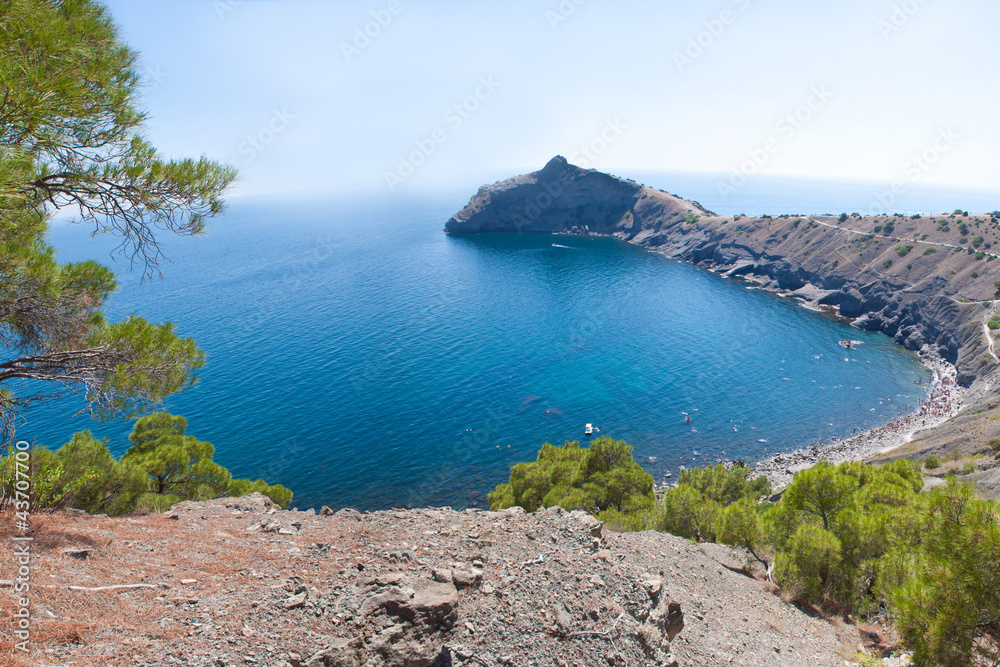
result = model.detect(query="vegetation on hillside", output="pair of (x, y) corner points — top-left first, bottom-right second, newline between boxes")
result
(0, 412), (291, 513)
(491, 440), (1000, 666)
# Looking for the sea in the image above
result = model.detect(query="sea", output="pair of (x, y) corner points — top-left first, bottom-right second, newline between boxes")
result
(24, 172), (1000, 511)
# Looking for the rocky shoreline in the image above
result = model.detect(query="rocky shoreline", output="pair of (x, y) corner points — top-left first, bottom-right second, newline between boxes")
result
(447, 156), (1000, 494)
(752, 353), (964, 488)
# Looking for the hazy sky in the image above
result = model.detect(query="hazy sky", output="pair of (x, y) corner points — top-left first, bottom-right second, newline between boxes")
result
(102, 0), (1000, 199)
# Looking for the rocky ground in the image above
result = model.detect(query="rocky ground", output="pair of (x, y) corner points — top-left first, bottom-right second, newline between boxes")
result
(1, 493), (883, 667)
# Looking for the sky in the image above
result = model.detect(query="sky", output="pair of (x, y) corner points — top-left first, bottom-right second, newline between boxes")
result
(101, 0), (1000, 200)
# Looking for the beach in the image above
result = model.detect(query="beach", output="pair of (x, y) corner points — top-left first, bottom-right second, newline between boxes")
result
(752, 352), (965, 488)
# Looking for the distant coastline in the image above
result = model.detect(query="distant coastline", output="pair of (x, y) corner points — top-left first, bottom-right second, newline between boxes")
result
(446, 156), (1000, 479)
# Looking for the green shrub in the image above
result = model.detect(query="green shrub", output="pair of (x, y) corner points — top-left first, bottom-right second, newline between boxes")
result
(883, 259), (893, 269)
(892, 481), (1000, 667)
(922, 247), (937, 256)
(973, 236), (984, 246)
(655, 462), (771, 543)
(924, 454), (941, 469)
(0, 413), (293, 514)
(988, 320), (999, 330)
(488, 436), (655, 518)
(895, 244), (914, 257)
(839, 213), (848, 223)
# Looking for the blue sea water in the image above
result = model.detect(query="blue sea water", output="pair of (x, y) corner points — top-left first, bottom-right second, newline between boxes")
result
(24, 173), (983, 511)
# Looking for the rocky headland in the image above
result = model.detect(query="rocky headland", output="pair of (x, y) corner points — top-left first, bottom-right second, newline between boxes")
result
(447, 156), (1000, 493)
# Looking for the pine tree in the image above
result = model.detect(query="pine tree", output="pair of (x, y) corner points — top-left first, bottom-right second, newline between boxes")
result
(0, 0), (237, 434)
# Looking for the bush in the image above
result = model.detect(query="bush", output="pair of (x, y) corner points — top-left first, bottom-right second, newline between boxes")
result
(883, 259), (893, 269)
(892, 481), (1000, 667)
(988, 320), (999, 330)
(839, 213), (848, 223)
(488, 436), (655, 518)
(656, 462), (771, 543)
(973, 236), (984, 246)
(924, 454), (941, 469)
(0, 413), (293, 514)
(988, 437), (1000, 453)
(896, 244), (914, 257)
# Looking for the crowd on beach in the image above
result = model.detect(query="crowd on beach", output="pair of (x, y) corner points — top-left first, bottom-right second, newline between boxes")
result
(751, 354), (965, 488)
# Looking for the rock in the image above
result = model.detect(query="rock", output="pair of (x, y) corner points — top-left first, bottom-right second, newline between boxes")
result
(431, 568), (452, 584)
(642, 576), (663, 601)
(334, 508), (362, 521)
(285, 591), (308, 609)
(451, 568), (482, 589)
(304, 636), (365, 667)
(319, 506), (335, 516)
(553, 604), (573, 635)
(664, 602), (684, 642)
(358, 587), (410, 618)
(572, 510), (604, 539)
(404, 578), (459, 629)
(223, 492), (276, 513)
(61, 548), (93, 560)
(371, 572), (407, 588)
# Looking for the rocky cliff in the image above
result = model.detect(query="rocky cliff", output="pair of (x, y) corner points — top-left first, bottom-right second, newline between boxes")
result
(6, 494), (869, 667)
(447, 157), (1000, 463)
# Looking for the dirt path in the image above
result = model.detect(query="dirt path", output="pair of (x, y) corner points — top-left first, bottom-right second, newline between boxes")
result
(985, 308), (1000, 364)
(811, 218), (1000, 261)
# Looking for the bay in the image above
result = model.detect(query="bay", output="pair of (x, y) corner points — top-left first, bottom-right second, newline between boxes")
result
(28, 183), (938, 510)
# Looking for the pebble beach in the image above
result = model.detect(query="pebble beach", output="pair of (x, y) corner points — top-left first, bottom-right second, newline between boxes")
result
(752, 352), (965, 488)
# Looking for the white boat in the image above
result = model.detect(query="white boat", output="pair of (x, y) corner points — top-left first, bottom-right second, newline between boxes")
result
(584, 423), (594, 435)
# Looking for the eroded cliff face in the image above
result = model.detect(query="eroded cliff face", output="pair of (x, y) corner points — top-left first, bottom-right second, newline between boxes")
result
(447, 157), (1000, 460)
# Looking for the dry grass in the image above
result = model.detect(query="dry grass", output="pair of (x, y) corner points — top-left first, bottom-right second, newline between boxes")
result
(0, 505), (363, 664)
